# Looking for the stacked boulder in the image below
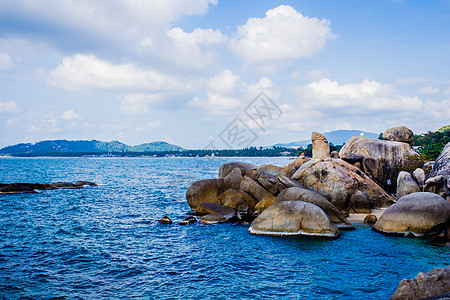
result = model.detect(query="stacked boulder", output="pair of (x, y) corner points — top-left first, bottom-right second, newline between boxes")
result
(339, 126), (418, 192)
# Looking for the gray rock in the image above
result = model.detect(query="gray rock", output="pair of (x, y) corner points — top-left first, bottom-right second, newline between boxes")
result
(383, 125), (414, 143)
(396, 171), (420, 199)
(196, 203), (236, 220)
(429, 142), (450, 189)
(248, 201), (340, 238)
(179, 216), (197, 225)
(199, 213), (227, 225)
(424, 175), (449, 198)
(348, 191), (371, 214)
(0, 183), (37, 194)
(373, 192), (450, 237)
(390, 267), (450, 300)
(412, 168), (426, 190)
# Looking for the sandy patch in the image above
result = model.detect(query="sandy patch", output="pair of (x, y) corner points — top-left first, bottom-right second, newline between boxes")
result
(347, 208), (387, 224)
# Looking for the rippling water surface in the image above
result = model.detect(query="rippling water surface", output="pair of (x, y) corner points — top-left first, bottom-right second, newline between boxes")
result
(0, 157), (448, 299)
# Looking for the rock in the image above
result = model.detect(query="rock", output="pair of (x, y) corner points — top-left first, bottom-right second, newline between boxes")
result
(248, 201), (340, 238)
(339, 136), (418, 189)
(275, 187), (352, 229)
(311, 132), (330, 159)
(412, 168), (426, 190)
(424, 175), (449, 198)
(216, 188), (257, 210)
(292, 158), (394, 211)
(341, 153), (364, 165)
(158, 216), (172, 224)
(390, 267), (450, 300)
(223, 167), (244, 190)
(196, 203), (236, 220)
(50, 182), (82, 189)
(254, 171), (284, 195)
(383, 126), (414, 143)
(364, 214), (377, 224)
(288, 156), (311, 171)
(256, 164), (294, 177)
(396, 171), (420, 199)
(0, 183), (37, 194)
(74, 181), (97, 187)
(179, 216), (197, 225)
(348, 191), (371, 214)
(373, 192), (450, 237)
(186, 178), (229, 211)
(218, 162), (256, 178)
(429, 142), (450, 189)
(330, 151), (340, 159)
(239, 176), (276, 213)
(222, 197), (249, 219)
(276, 174), (305, 190)
(199, 213), (226, 225)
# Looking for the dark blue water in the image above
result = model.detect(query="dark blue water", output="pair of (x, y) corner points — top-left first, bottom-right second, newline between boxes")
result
(0, 157), (448, 299)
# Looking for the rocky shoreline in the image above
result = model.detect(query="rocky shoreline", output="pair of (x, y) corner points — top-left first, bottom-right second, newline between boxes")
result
(0, 181), (97, 193)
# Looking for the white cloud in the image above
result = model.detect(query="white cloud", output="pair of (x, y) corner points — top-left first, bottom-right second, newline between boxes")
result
(48, 54), (184, 92)
(445, 87), (450, 95)
(395, 77), (430, 85)
(120, 93), (162, 115)
(418, 86), (439, 95)
(0, 53), (13, 70)
(61, 110), (81, 120)
(302, 78), (423, 113)
(0, 101), (20, 114)
(208, 70), (244, 94)
(135, 120), (162, 132)
(230, 5), (335, 67)
(164, 27), (227, 69)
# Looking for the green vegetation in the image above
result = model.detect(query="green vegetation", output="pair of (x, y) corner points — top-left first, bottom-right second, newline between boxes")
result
(412, 125), (450, 159)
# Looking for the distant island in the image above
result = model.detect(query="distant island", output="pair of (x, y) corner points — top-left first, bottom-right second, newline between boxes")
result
(1, 127), (448, 159)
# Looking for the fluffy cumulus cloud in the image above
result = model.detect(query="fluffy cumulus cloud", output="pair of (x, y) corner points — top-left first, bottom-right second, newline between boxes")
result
(0, 101), (20, 114)
(230, 5), (335, 67)
(61, 110), (81, 120)
(120, 93), (162, 115)
(48, 54), (185, 92)
(164, 27), (227, 69)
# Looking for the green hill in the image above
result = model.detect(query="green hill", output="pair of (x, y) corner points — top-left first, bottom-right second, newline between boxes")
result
(412, 125), (450, 159)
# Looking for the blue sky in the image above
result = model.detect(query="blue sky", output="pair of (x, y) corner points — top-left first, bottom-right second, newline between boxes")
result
(0, 0), (449, 149)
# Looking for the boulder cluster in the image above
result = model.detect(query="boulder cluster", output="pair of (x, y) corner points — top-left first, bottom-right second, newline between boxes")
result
(0, 181), (97, 194)
(182, 126), (450, 243)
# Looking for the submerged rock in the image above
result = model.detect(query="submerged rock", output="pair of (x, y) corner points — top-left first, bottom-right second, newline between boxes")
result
(390, 267), (450, 300)
(158, 216), (173, 225)
(0, 183), (37, 194)
(74, 181), (97, 187)
(373, 192), (450, 237)
(199, 213), (226, 225)
(248, 201), (340, 238)
(50, 182), (82, 189)
(179, 216), (197, 225)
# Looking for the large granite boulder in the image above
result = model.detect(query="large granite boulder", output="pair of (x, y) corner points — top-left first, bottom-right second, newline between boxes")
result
(196, 203), (236, 220)
(339, 136), (418, 189)
(240, 176), (276, 215)
(275, 187), (352, 229)
(429, 142), (450, 189)
(216, 188), (257, 210)
(396, 171), (420, 199)
(373, 192), (450, 237)
(186, 179), (229, 211)
(390, 267), (450, 300)
(218, 162), (256, 178)
(311, 132), (330, 159)
(248, 201), (340, 238)
(348, 191), (371, 214)
(292, 158), (394, 211)
(383, 126), (414, 143)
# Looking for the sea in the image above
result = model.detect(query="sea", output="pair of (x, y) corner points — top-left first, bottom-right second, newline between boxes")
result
(0, 157), (448, 299)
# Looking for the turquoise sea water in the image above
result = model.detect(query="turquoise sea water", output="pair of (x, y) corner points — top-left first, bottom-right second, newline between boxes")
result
(0, 157), (448, 299)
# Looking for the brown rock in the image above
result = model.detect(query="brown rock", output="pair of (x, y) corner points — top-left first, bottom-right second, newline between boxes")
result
(288, 156), (311, 171)
(363, 214), (377, 224)
(215, 188), (257, 209)
(218, 162), (256, 178)
(158, 216), (173, 224)
(275, 187), (352, 229)
(383, 125), (414, 143)
(424, 175), (449, 198)
(373, 192), (450, 237)
(239, 176), (275, 212)
(256, 164), (294, 177)
(276, 174), (305, 189)
(186, 178), (228, 211)
(348, 191), (371, 214)
(199, 213), (227, 225)
(223, 167), (244, 190)
(390, 267), (450, 300)
(196, 203), (236, 220)
(179, 216), (197, 225)
(311, 132), (330, 159)
(330, 151), (340, 159)
(412, 168), (426, 190)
